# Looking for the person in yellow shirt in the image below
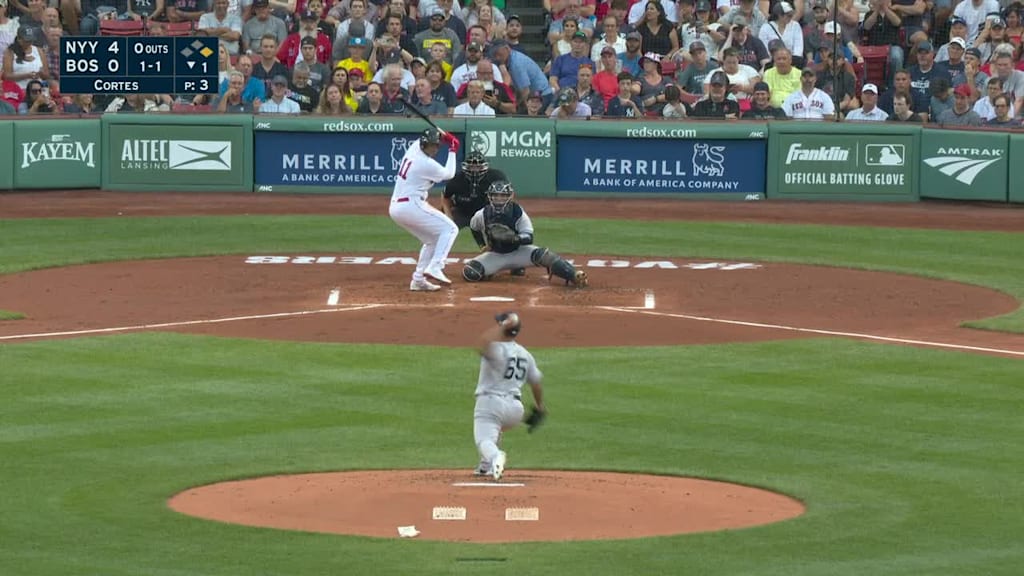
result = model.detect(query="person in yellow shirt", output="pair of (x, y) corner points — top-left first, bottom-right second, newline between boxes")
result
(762, 45), (802, 108)
(338, 36), (374, 80)
(428, 41), (454, 82)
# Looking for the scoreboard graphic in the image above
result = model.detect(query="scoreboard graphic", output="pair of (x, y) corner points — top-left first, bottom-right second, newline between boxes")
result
(60, 37), (219, 94)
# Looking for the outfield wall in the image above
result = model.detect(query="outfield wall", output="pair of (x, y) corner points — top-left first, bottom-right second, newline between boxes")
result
(0, 115), (1019, 203)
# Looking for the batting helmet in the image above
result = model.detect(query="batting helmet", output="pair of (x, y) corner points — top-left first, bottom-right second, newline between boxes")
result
(420, 127), (442, 147)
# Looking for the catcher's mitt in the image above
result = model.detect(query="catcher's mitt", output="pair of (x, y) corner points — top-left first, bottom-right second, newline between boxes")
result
(486, 223), (517, 244)
(524, 406), (546, 433)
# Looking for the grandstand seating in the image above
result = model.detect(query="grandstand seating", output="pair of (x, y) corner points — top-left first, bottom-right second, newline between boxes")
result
(99, 19), (145, 36)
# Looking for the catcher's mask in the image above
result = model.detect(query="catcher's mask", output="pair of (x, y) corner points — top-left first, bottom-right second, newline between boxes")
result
(462, 151), (489, 184)
(487, 180), (515, 212)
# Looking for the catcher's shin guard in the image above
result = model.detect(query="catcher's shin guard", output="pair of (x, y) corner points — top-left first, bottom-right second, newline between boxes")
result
(531, 247), (583, 286)
(462, 260), (486, 282)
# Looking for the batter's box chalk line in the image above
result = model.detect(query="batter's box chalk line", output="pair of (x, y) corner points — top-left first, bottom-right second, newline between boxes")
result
(431, 506), (467, 520)
(505, 507), (540, 521)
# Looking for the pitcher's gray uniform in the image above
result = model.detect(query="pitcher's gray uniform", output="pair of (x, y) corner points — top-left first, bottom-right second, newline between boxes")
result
(473, 313), (544, 481)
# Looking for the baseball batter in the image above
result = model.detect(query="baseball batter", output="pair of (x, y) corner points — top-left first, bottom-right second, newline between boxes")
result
(473, 312), (544, 480)
(462, 180), (589, 288)
(389, 128), (461, 291)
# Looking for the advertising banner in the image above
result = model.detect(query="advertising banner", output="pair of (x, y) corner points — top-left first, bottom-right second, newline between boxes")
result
(465, 118), (556, 197)
(0, 121), (12, 190)
(555, 136), (766, 197)
(14, 119), (101, 189)
(253, 131), (463, 193)
(768, 124), (919, 201)
(1010, 134), (1024, 204)
(102, 115), (252, 192)
(919, 129), (1008, 201)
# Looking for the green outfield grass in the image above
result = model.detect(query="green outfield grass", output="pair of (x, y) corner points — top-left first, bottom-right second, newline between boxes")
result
(1, 213), (1023, 575)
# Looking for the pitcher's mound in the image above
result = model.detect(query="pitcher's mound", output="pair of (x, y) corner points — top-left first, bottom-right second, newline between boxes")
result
(168, 470), (805, 543)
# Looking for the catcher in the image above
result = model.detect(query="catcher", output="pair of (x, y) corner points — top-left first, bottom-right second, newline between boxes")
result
(462, 180), (589, 288)
(473, 312), (546, 480)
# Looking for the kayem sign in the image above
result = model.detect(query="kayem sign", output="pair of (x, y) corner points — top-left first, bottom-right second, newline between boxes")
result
(13, 119), (100, 188)
(776, 134), (915, 196)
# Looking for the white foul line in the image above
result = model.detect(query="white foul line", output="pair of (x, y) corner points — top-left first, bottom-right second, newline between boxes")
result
(598, 307), (1024, 357)
(0, 305), (383, 341)
(451, 482), (526, 487)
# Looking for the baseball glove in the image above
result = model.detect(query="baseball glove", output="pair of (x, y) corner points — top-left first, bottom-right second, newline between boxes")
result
(486, 223), (517, 244)
(524, 406), (546, 433)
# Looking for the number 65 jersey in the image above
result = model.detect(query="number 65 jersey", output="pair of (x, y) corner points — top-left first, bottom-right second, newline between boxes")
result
(476, 341), (542, 397)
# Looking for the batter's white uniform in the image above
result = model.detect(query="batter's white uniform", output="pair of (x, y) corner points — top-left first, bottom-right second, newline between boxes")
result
(474, 339), (541, 471)
(781, 87), (835, 119)
(388, 140), (459, 285)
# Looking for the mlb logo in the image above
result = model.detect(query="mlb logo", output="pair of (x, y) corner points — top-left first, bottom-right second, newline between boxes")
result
(864, 144), (905, 166)
(470, 131), (498, 157)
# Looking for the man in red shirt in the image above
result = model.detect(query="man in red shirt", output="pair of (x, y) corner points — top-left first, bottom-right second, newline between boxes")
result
(277, 9), (332, 67)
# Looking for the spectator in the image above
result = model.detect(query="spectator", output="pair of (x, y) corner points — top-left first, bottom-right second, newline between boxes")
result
(676, 40), (714, 97)
(549, 85), (593, 117)
(521, 89), (545, 115)
(257, 74), (302, 112)
(691, 70), (739, 117)
(423, 59), (456, 110)
(457, 24), (489, 66)
(376, 0), (417, 41)
(431, 0), (468, 44)
(371, 43), (416, 89)
(817, 21), (863, 65)
(378, 62), (409, 111)
(549, 0), (595, 45)
(762, 46), (800, 106)
(243, 0), (289, 53)
(802, 0), (829, 63)
(281, 10), (332, 67)
(573, 62), (604, 114)
(936, 16), (970, 62)
(974, 16), (1008, 63)
(952, 0), (999, 44)
(463, 57), (515, 113)
(938, 37), (967, 87)
(296, 36), (332, 88)
(660, 83), (689, 117)
(742, 81), (786, 118)
(198, 0), (243, 55)
(453, 79), (495, 114)
(1, 76), (22, 109)
(377, 14), (418, 57)
(550, 31), (595, 89)
(253, 34), (290, 94)
(129, 0), (164, 22)
(878, 69), (929, 119)
(929, 76), (954, 118)
(221, 54), (266, 103)
(706, 47), (760, 101)
(832, 0), (860, 46)
(167, 0), (207, 24)
(305, 0), (334, 39)
(845, 83), (888, 121)
(288, 61), (319, 111)
(619, 30), (643, 75)
(408, 76), (447, 114)
(720, 0), (766, 38)
(316, 83), (351, 114)
(451, 41), (496, 88)
(782, 67), (835, 119)
(2, 27), (47, 90)
(505, 13), (527, 52)
(861, 0), (903, 81)
(989, 50), (1024, 112)
(984, 93), (1022, 125)
(215, 44), (235, 87)
(327, 0), (380, 31)
(1006, 4), (1024, 48)
(816, 43), (857, 116)
(328, 65), (360, 110)
(592, 15), (627, 59)
(357, 81), (393, 113)
(676, 1), (717, 61)
(963, 47), (989, 99)
(759, 2), (802, 65)
(17, 0), (44, 41)
(972, 76), (1010, 119)
(719, 16), (769, 70)
(425, 41), (453, 80)
(936, 83), (983, 125)
(40, 22), (59, 94)
(462, 0), (505, 30)
(887, 92), (922, 121)
(108, 93), (166, 113)
(64, 93), (98, 113)
(410, 55), (427, 80)
(0, 0), (18, 57)
(349, 66), (368, 96)
(634, 51), (670, 108)
(908, 41), (951, 103)
(414, 7), (461, 59)
(604, 70), (643, 115)
(0, 94), (15, 115)
(337, 35), (373, 78)
(626, 0), (677, 25)
(18, 78), (53, 114)
(593, 45), (622, 104)
(214, 70), (256, 110)
(550, 15), (581, 58)
(635, 1), (678, 57)
(334, 0), (375, 60)
(490, 39), (554, 108)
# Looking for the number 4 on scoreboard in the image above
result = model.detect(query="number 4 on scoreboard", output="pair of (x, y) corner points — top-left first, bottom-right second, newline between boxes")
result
(109, 42), (119, 53)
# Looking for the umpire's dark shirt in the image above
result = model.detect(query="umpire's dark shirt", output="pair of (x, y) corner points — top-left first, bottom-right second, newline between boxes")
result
(443, 168), (508, 224)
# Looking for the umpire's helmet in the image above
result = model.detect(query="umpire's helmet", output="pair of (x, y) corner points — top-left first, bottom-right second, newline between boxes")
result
(420, 127), (442, 147)
(486, 180), (515, 212)
(462, 151), (489, 184)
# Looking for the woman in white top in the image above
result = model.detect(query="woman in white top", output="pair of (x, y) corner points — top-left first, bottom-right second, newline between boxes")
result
(2, 26), (48, 90)
(758, 2), (803, 63)
(0, 0), (19, 57)
(462, 0), (504, 29)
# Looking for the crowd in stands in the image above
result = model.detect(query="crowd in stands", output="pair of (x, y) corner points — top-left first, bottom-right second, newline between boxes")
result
(1, 0), (1024, 125)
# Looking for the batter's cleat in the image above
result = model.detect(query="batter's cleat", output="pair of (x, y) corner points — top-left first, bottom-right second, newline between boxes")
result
(410, 279), (441, 292)
(572, 270), (588, 288)
(510, 268), (526, 276)
(492, 451), (506, 481)
(425, 267), (452, 286)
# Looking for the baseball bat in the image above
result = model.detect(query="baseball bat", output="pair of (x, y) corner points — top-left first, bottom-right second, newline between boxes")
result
(400, 97), (448, 137)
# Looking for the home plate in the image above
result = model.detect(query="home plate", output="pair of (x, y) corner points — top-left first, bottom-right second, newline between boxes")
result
(470, 296), (515, 302)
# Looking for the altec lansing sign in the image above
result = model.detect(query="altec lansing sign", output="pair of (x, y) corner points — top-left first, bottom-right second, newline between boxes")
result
(245, 255), (762, 270)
